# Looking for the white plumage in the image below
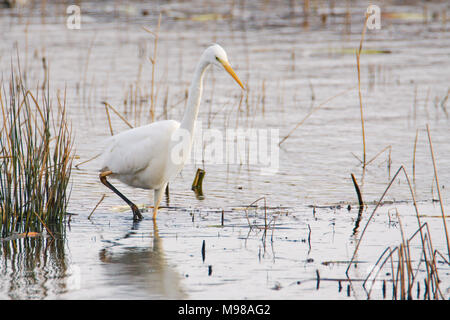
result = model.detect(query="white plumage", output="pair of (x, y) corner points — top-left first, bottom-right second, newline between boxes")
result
(101, 120), (180, 189)
(99, 44), (244, 221)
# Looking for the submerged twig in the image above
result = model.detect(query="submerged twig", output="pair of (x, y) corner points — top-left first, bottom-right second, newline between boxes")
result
(350, 173), (364, 209)
(88, 194), (106, 220)
(307, 224), (312, 254)
(201, 239), (206, 263)
(351, 173), (364, 235)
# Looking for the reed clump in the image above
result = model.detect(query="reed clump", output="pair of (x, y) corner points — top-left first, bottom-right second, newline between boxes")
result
(0, 70), (73, 238)
(347, 161), (449, 299)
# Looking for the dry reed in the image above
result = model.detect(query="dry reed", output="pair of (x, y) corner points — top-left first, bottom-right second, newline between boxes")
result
(0, 68), (73, 238)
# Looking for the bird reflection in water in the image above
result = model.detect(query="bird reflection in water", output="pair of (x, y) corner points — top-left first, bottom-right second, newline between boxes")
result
(99, 219), (185, 299)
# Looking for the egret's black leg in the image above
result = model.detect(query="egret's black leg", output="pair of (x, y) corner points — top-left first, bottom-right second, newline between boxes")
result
(99, 171), (143, 221)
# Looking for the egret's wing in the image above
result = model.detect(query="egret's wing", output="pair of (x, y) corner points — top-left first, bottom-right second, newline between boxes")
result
(102, 135), (157, 175)
(100, 120), (179, 175)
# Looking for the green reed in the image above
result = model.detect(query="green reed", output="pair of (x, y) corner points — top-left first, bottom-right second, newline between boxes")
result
(0, 70), (73, 238)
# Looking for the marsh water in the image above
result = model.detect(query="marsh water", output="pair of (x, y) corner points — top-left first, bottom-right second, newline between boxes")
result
(1, 0), (449, 299)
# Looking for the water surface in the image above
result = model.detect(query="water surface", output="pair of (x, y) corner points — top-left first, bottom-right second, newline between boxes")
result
(0, 0), (449, 299)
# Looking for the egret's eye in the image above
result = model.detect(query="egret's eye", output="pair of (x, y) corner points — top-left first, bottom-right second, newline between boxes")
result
(215, 56), (220, 62)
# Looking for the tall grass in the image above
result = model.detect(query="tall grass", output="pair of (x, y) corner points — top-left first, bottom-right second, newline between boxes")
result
(0, 69), (73, 238)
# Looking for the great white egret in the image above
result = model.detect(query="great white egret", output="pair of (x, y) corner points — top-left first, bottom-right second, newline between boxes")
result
(99, 44), (244, 221)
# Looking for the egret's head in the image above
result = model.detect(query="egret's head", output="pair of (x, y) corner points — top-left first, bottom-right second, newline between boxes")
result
(204, 44), (244, 90)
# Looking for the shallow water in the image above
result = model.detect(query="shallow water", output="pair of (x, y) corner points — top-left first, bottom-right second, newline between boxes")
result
(0, 0), (449, 299)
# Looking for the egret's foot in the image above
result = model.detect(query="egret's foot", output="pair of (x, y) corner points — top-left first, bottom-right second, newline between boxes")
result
(131, 204), (143, 221)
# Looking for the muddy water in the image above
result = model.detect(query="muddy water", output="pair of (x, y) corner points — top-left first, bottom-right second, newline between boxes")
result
(0, 0), (449, 299)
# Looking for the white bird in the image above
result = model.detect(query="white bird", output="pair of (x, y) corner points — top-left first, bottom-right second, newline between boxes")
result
(99, 44), (244, 221)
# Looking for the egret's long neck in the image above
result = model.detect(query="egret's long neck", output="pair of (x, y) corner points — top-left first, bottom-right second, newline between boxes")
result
(180, 58), (210, 135)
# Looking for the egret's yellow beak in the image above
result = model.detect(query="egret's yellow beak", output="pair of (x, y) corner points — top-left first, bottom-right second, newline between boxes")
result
(218, 58), (245, 90)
